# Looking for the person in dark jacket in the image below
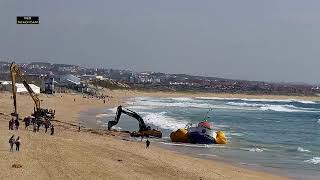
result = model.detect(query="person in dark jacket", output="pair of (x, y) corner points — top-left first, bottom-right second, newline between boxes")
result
(50, 125), (55, 135)
(9, 135), (15, 152)
(44, 119), (50, 133)
(9, 120), (12, 130)
(146, 139), (150, 149)
(15, 136), (21, 151)
(15, 119), (19, 130)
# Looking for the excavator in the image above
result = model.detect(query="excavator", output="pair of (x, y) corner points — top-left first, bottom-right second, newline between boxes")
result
(108, 106), (162, 138)
(10, 62), (55, 121)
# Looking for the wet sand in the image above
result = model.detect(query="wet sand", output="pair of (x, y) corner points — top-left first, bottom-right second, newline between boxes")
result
(0, 90), (300, 179)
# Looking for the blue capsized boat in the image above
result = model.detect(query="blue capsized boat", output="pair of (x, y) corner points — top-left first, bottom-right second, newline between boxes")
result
(187, 121), (216, 144)
(170, 121), (227, 144)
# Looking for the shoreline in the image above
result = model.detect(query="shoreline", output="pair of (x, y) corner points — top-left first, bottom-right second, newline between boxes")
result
(0, 90), (293, 179)
(78, 91), (297, 179)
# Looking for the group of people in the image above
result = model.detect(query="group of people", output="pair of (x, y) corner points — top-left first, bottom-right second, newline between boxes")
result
(8, 116), (55, 152)
(9, 135), (21, 152)
(23, 116), (55, 135)
(9, 118), (19, 130)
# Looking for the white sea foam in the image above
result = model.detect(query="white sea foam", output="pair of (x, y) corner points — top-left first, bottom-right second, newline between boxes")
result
(196, 97), (317, 104)
(160, 142), (216, 148)
(126, 106), (153, 110)
(244, 148), (264, 152)
(242, 98), (316, 104)
(259, 105), (303, 112)
(143, 112), (189, 130)
(169, 97), (194, 101)
(293, 100), (317, 104)
(96, 120), (103, 124)
(131, 100), (212, 109)
(227, 102), (262, 107)
(230, 133), (243, 137)
(317, 119), (320, 124)
(304, 157), (320, 164)
(108, 107), (118, 114)
(212, 105), (257, 111)
(297, 147), (311, 153)
(227, 102), (319, 113)
(196, 97), (241, 101)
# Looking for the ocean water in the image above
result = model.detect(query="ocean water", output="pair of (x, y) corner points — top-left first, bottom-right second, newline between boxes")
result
(93, 96), (320, 179)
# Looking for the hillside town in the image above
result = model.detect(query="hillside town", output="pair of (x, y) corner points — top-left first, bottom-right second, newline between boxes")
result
(0, 61), (319, 96)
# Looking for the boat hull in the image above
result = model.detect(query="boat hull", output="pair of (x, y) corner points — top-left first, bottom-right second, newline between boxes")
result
(188, 131), (216, 144)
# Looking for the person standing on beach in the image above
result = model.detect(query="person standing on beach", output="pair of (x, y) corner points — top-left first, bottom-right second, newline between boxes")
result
(9, 135), (15, 152)
(44, 119), (49, 133)
(15, 136), (21, 151)
(33, 123), (37, 133)
(15, 119), (19, 130)
(50, 125), (55, 135)
(9, 120), (12, 130)
(23, 117), (28, 129)
(146, 139), (150, 149)
(9, 118), (15, 130)
(36, 120), (41, 132)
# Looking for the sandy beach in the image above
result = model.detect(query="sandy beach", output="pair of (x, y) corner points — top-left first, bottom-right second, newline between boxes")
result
(0, 90), (310, 179)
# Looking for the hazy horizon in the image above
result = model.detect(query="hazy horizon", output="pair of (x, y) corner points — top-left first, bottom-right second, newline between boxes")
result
(0, 1), (319, 84)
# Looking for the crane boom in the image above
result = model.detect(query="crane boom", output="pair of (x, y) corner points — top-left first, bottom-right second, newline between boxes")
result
(10, 62), (41, 114)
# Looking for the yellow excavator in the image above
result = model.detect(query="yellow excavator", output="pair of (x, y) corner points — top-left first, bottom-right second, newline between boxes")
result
(10, 62), (55, 120)
(108, 106), (162, 138)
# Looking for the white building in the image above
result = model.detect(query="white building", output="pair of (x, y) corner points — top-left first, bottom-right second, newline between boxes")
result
(0, 81), (40, 94)
(57, 74), (81, 86)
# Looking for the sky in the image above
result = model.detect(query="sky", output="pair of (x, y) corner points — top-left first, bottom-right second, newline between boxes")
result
(0, 0), (319, 84)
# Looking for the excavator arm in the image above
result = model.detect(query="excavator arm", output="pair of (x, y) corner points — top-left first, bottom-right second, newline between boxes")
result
(108, 105), (148, 131)
(108, 105), (162, 138)
(10, 62), (41, 113)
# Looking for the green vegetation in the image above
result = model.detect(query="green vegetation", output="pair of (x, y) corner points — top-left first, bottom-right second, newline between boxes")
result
(90, 79), (129, 90)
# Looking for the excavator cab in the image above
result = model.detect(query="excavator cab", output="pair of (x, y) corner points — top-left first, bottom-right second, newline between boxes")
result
(108, 106), (162, 138)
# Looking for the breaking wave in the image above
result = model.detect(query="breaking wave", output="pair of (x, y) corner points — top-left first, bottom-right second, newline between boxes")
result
(196, 97), (317, 104)
(241, 148), (264, 152)
(126, 106), (154, 110)
(304, 157), (320, 165)
(226, 102), (319, 113)
(168, 97), (194, 101)
(130, 97), (319, 113)
(259, 105), (311, 112)
(196, 97), (241, 101)
(142, 112), (189, 130)
(297, 147), (311, 153)
(230, 133), (243, 137)
(317, 119), (320, 124)
(248, 148), (264, 152)
(129, 100), (212, 109)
